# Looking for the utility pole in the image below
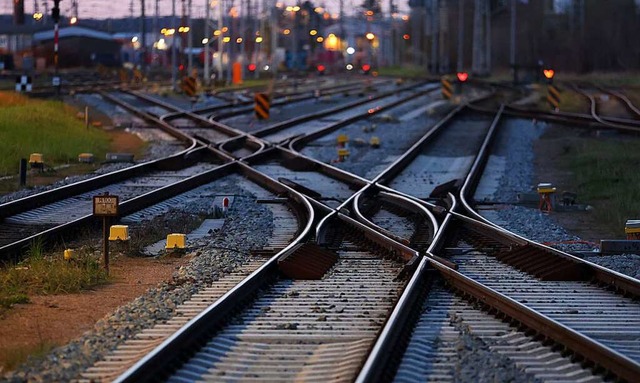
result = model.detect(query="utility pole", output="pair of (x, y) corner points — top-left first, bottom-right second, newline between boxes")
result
(187, 0), (193, 73)
(218, 0), (224, 82)
(430, 0), (439, 74)
(52, 0), (61, 95)
(438, 0), (448, 73)
(204, 0), (211, 85)
(510, 0), (516, 83)
(153, 0), (159, 67)
(270, 0), (278, 76)
(240, 0), (246, 80)
(141, 0), (147, 74)
(485, 0), (490, 74)
(172, 0), (178, 90)
(457, 0), (463, 72)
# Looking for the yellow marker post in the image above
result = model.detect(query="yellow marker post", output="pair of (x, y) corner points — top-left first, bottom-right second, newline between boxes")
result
(536, 183), (556, 213)
(336, 134), (349, 147)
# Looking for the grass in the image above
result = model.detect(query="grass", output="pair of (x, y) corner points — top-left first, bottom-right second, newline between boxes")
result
(0, 92), (111, 177)
(377, 66), (430, 79)
(568, 136), (640, 237)
(0, 239), (109, 314)
(0, 340), (58, 373)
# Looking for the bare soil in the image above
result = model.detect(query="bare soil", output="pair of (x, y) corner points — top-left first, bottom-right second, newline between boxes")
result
(0, 255), (187, 373)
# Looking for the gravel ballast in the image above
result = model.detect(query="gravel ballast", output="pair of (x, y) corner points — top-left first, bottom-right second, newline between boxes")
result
(3, 175), (273, 382)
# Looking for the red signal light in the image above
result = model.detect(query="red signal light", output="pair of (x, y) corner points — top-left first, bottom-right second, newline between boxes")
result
(362, 64), (371, 73)
(403, 34), (410, 40)
(457, 72), (468, 82)
(317, 64), (326, 72)
(248, 63), (257, 72)
(179, 64), (185, 71)
(543, 69), (555, 79)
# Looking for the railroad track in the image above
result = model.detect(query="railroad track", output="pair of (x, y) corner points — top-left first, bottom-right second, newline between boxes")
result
(361, 105), (640, 382)
(5, 77), (640, 381)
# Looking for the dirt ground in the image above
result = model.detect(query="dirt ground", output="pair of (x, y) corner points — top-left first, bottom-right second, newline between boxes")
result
(533, 94), (637, 243)
(533, 126), (606, 243)
(0, 114), (155, 373)
(0, 255), (188, 373)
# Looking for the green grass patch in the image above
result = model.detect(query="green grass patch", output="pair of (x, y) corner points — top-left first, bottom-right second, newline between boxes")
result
(0, 92), (111, 177)
(569, 136), (640, 236)
(0, 340), (58, 372)
(378, 66), (429, 79)
(0, 240), (109, 314)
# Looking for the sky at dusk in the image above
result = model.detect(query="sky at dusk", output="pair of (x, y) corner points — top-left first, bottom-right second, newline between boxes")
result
(1, 0), (409, 21)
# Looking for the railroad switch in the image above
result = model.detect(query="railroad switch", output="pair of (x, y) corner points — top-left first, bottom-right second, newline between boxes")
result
(28, 153), (44, 170)
(166, 233), (187, 250)
(625, 220), (640, 240)
(537, 183), (556, 213)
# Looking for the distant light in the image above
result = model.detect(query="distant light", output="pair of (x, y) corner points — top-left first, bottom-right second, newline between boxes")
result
(263, 65), (270, 71)
(157, 38), (167, 50)
(362, 64), (371, 72)
(275, 2), (283, 8)
(346, 64), (354, 70)
(70, 16), (78, 24)
(202, 38), (209, 44)
(543, 68), (555, 79)
(213, 30), (221, 36)
(316, 36), (324, 43)
(222, 36), (231, 43)
(365, 10), (373, 16)
(309, 29), (317, 36)
(131, 36), (139, 43)
(236, 37), (243, 43)
(314, 7), (324, 13)
(293, 6), (300, 11)
(221, 26), (228, 32)
(317, 64), (326, 72)
(283, 29), (291, 35)
(33, 12), (43, 21)
(403, 34), (410, 40)
(366, 32), (375, 40)
(286, 6), (293, 11)
(248, 63), (257, 72)
(179, 26), (190, 33)
(255, 36), (263, 43)
(346, 47), (355, 55)
(402, 15), (409, 21)
(457, 72), (469, 82)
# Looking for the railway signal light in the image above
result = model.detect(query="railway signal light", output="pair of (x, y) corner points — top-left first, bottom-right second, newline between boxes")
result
(247, 63), (256, 73)
(456, 72), (468, 82)
(543, 68), (555, 84)
(317, 64), (326, 75)
(362, 64), (371, 74)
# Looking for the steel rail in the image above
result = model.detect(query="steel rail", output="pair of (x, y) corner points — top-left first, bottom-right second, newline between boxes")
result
(252, 81), (430, 139)
(159, 79), (381, 120)
(0, 161), (237, 259)
(206, 80), (386, 121)
(288, 85), (441, 151)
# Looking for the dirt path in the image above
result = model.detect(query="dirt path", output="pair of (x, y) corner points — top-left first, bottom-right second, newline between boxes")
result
(0, 255), (187, 373)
